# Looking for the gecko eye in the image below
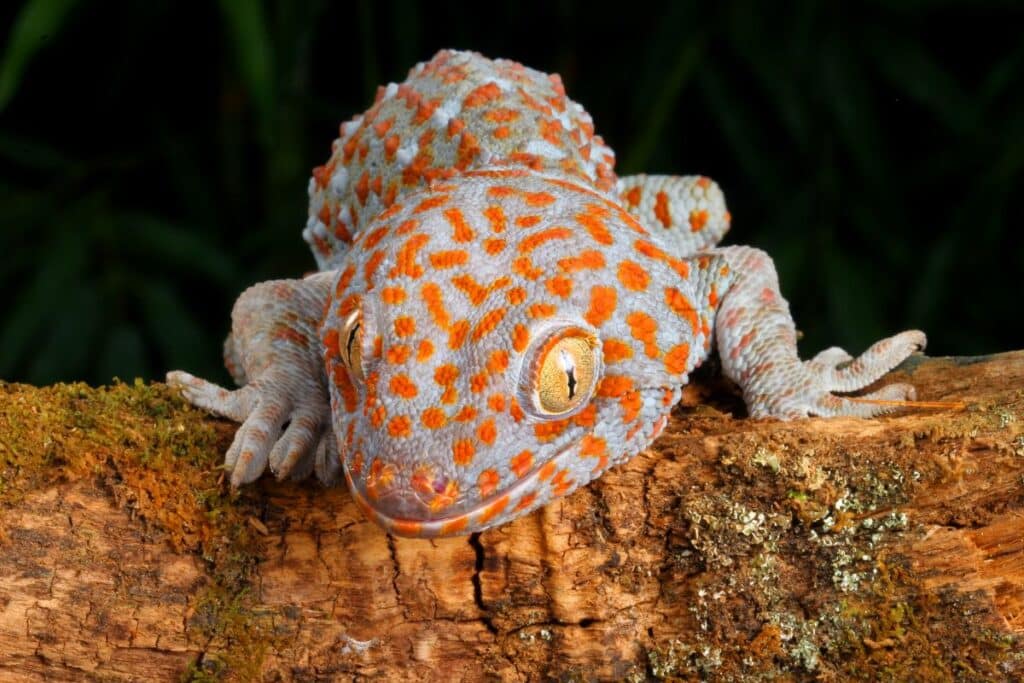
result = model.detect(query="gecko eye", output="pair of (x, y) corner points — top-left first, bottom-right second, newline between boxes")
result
(526, 327), (601, 416)
(340, 311), (364, 379)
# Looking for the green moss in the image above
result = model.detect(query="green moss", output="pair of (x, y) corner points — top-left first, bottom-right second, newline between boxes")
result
(0, 381), (272, 680)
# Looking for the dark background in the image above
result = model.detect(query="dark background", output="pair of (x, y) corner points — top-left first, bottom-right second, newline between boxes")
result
(1, 0), (1021, 387)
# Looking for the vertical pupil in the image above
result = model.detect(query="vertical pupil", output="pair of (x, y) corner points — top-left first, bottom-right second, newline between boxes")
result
(346, 323), (360, 362)
(566, 367), (577, 399)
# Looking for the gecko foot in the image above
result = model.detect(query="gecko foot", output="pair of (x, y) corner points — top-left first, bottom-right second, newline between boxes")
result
(166, 370), (340, 487)
(745, 330), (927, 419)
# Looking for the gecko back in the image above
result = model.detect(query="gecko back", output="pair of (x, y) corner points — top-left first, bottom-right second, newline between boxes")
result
(303, 50), (618, 270)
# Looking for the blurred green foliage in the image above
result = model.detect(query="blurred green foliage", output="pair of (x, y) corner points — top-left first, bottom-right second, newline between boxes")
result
(0, 0), (1021, 386)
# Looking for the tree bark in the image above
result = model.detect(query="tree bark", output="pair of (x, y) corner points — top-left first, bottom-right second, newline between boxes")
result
(0, 351), (1021, 681)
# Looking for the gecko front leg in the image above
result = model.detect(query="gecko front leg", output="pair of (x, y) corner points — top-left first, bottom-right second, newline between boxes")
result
(167, 272), (339, 486)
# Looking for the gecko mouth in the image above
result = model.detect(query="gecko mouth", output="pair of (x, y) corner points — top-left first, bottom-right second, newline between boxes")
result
(342, 440), (583, 539)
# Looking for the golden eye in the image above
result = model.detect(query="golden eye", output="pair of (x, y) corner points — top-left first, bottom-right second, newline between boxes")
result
(535, 331), (600, 415)
(340, 311), (364, 379)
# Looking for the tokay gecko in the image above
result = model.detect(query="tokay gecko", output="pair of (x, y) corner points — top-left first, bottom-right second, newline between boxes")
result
(168, 50), (926, 538)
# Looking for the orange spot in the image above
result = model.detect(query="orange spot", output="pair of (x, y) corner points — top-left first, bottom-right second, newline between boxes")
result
(576, 204), (614, 245)
(444, 207), (476, 242)
(384, 134), (400, 160)
(709, 284), (719, 308)
(528, 303), (557, 319)
(617, 260), (650, 291)
(514, 492), (537, 512)
(664, 288), (699, 335)
(386, 345), (411, 364)
(370, 404), (387, 428)
(470, 371), (489, 394)
(413, 195), (449, 214)
(349, 451), (363, 478)
(558, 250), (605, 272)
(387, 415), (412, 438)
(538, 461), (557, 481)
(551, 470), (574, 497)
(382, 286), (406, 304)
(584, 285), (617, 327)
(477, 418), (498, 445)
(665, 344), (691, 374)
(513, 324), (530, 352)
(519, 227), (572, 253)
(689, 209), (709, 232)
(483, 204), (507, 233)
(394, 316), (416, 337)
(473, 307), (507, 340)
(484, 238), (506, 255)
(453, 439), (476, 466)
(392, 520), (423, 537)
(417, 339), (434, 362)
(464, 81), (501, 108)
(454, 405), (478, 422)
(447, 117), (465, 137)
(487, 394), (506, 412)
(478, 470), (500, 498)
(534, 420), (569, 442)
(363, 226), (389, 250)
(434, 364), (459, 386)
(422, 282), (450, 329)
(451, 274), (489, 306)
(364, 250), (385, 286)
(354, 171), (371, 205)
(573, 403), (597, 427)
(441, 517), (469, 535)
(389, 374), (418, 399)
(512, 256), (543, 280)
(653, 191), (672, 228)
(420, 407), (447, 430)
(392, 233), (430, 279)
(429, 250), (470, 269)
(477, 495), (510, 525)
(626, 311), (660, 358)
(332, 364), (358, 413)
(579, 435), (606, 458)
(620, 391), (642, 422)
(598, 375), (634, 398)
(546, 276), (573, 299)
(396, 218), (420, 235)
(507, 287), (527, 305)
(487, 185), (516, 198)
(448, 319), (470, 349)
(623, 185), (642, 207)
(493, 125), (510, 139)
(515, 214), (542, 228)
(524, 191), (557, 207)
(510, 450), (533, 477)
(602, 339), (634, 363)
(510, 401), (525, 422)
(696, 176), (711, 189)
(487, 349), (509, 374)
(485, 108), (520, 123)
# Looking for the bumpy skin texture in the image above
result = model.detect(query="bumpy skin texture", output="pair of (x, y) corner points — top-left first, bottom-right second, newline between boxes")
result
(168, 50), (925, 538)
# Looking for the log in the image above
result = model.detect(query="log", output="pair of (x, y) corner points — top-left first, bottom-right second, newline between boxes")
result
(0, 351), (1022, 681)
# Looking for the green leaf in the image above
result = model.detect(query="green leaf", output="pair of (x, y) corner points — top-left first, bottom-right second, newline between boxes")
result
(0, 0), (81, 112)
(218, 0), (275, 140)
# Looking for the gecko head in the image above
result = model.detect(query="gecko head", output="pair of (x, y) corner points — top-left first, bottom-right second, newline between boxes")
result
(321, 171), (704, 537)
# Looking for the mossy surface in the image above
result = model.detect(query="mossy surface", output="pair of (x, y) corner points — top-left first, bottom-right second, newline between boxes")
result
(0, 380), (273, 680)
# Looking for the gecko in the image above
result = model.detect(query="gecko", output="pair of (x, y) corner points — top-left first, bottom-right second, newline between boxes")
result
(167, 50), (925, 538)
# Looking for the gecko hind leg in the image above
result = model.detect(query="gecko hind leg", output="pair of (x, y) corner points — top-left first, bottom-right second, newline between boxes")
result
(617, 174), (731, 256)
(702, 246), (926, 419)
